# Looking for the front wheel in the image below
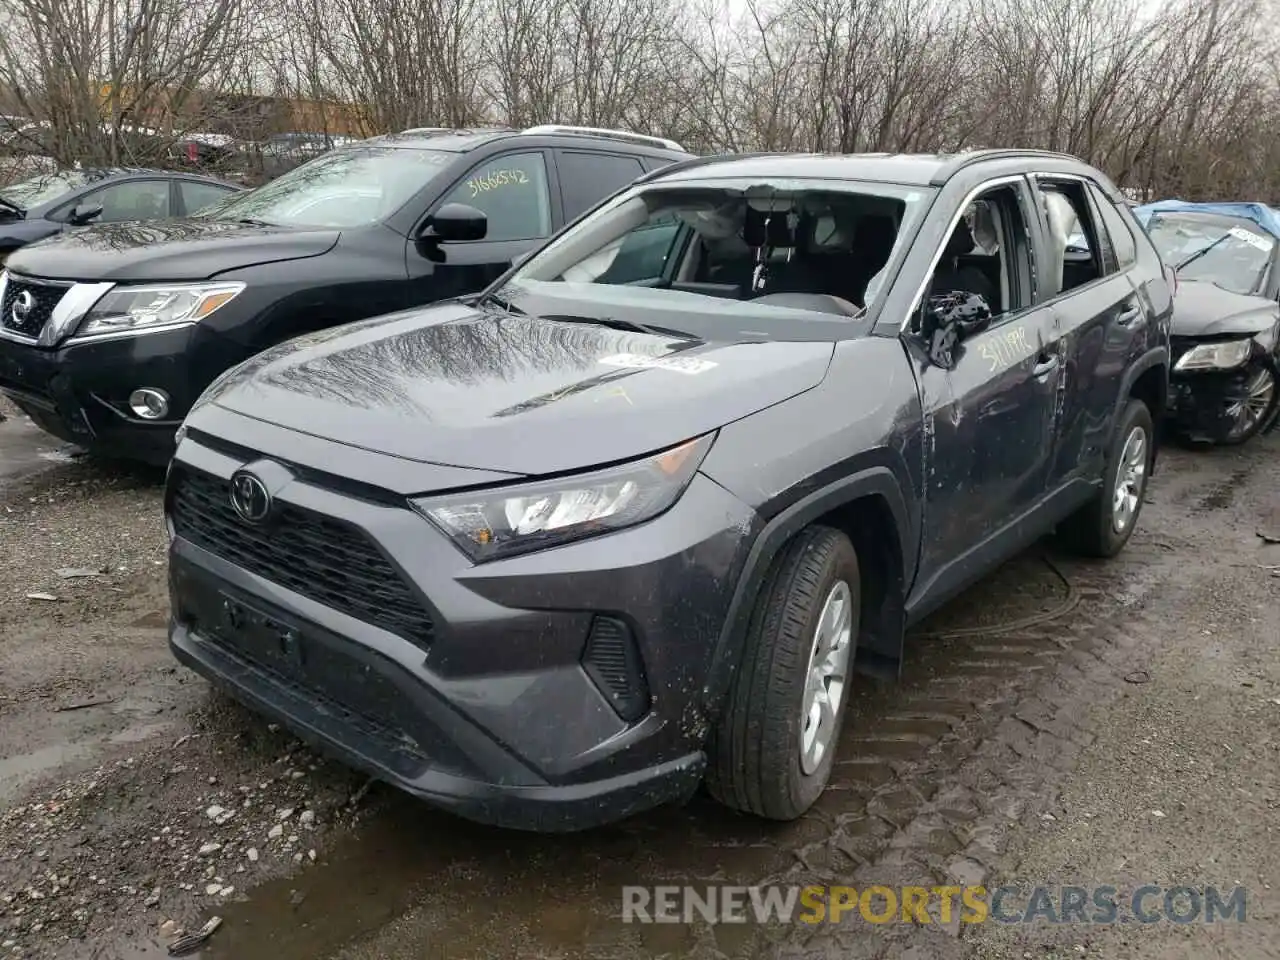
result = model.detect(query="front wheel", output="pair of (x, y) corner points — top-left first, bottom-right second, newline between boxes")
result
(1058, 398), (1154, 558)
(1218, 362), (1279, 446)
(705, 525), (860, 820)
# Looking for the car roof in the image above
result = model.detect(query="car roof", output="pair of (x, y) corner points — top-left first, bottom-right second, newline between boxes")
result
(356, 125), (690, 158)
(642, 149), (1095, 188)
(43, 167), (231, 183)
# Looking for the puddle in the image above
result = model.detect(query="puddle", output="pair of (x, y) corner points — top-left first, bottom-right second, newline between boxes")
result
(0, 415), (78, 486)
(174, 794), (797, 960)
(0, 741), (95, 803)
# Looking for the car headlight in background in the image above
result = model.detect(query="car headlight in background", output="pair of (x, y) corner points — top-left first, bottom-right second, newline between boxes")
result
(413, 433), (716, 562)
(1174, 339), (1251, 372)
(72, 282), (245, 340)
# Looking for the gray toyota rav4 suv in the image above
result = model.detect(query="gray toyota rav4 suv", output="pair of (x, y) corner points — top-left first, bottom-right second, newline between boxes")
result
(165, 149), (1172, 831)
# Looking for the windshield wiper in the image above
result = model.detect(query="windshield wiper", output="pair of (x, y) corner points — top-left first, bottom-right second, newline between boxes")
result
(0, 195), (24, 218)
(542, 314), (694, 339)
(232, 217), (278, 227)
(483, 292), (527, 315)
(1174, 233), (1232, 272)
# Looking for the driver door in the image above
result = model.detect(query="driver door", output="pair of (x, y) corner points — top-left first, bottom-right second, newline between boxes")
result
(405, 150), (556, 305)
(912, 178), (1065, 586)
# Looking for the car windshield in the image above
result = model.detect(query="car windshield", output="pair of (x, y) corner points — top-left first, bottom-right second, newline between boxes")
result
(1144, 212), (1276, 295)
(200, 146), (455, 228)
(500, 178), (932, 334)
(0, 170), (93, 210)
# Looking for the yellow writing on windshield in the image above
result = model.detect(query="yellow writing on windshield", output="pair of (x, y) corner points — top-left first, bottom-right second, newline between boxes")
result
(466, 169), (530, 198)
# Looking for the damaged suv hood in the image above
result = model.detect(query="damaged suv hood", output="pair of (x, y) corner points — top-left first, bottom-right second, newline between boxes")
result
(203, 302), (835, 476)
(1172, 279), (1280, 337)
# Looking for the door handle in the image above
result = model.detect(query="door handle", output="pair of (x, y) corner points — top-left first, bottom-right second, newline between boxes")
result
(1116, 305), (1142, 326)
(1033, 354), (1060, 377)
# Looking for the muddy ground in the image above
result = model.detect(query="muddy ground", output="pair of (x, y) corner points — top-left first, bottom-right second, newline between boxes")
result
(1, 392), (1278, 960)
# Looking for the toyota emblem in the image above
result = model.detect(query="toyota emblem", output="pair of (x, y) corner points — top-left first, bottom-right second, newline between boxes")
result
(229, 470), (271, 523)
(11, 290), (35, 326)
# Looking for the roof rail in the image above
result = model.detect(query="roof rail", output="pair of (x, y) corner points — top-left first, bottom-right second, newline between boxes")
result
(520, 124), (685, 153)
(931, 148), (1083, 184)
(634, 151), (789, 183)
(399, 126), (455, 136)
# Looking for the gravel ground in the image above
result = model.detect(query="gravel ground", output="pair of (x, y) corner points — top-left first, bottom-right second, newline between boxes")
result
(1, 394), (1278, 960)
(0, 397), (372, 957)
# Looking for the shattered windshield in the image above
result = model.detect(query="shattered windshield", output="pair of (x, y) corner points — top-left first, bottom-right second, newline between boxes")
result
(1144, 212), (1276, 295)
(499, 178), (932, 333)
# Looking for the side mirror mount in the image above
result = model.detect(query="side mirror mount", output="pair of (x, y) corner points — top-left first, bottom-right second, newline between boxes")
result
(919, 291), (993, 368)
(510, 249), (534, 269)
(420, 203), (487, 243)
(67, 203), (104, 226)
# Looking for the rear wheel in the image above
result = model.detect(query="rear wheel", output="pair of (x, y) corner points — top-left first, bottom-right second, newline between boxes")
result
(705, 525), (859, 820)
(1058, 398), (1153, 558)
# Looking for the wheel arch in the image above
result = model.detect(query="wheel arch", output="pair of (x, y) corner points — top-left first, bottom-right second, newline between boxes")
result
(1117, 347), (1167, 469)
(701, 467), (912, 723)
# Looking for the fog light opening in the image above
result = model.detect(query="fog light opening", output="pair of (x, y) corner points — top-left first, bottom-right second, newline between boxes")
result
(128, 388), (170, 420)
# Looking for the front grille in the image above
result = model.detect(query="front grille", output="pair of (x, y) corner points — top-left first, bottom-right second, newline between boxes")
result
(0, 277), (70, 339)
(170, 467), (435, 649)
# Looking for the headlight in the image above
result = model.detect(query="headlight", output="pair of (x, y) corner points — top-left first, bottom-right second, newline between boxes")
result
(1174, 339), (1252, 371)
(73, 282), (245, 340)
(413, 433), (715, 562)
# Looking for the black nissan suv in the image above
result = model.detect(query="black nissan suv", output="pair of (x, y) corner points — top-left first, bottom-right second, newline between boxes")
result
(165, 149), (1171, 831)
(0, 125), (690, 464)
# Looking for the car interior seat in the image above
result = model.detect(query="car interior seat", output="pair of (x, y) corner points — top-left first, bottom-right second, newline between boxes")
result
(930, 219), (997, 306)
(846, 215), (898, 305)
(955, 202), (1005, 312)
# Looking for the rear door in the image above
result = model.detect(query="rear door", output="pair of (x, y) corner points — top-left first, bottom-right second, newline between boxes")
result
(176, 179), (240, 216)
(553, 150), (646, 224)
(1029, 175), (1147, 491)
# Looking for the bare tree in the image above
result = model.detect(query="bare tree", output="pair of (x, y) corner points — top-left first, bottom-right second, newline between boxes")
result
(8, 0), (1280, 200)
(0, 0), (262, 166)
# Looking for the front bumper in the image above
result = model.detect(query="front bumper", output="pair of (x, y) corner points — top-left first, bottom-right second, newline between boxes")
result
(0, 326), (196, 464)
(165, 433), (757, 831)
(1168, 340), (1278, 441)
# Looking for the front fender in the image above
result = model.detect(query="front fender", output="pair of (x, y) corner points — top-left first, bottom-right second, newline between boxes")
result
(700, 465), (913, 718)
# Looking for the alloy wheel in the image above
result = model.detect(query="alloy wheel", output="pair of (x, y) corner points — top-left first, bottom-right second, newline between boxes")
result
(799, 580), (854, 775)
(1225, 365), (1277, 441)
(1111, 426), (1148, 534)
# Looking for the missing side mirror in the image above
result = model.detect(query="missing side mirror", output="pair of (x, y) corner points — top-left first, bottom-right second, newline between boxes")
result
(919, 291), (993, 368)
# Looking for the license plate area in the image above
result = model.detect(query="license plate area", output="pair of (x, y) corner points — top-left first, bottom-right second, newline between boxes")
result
(213, 593), (308, 678)
(178, 570), (443, 765)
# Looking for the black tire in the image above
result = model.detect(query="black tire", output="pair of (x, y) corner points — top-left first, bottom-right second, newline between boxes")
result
(705, 525), (860, 820)
(1058, 398), (1154, 558)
